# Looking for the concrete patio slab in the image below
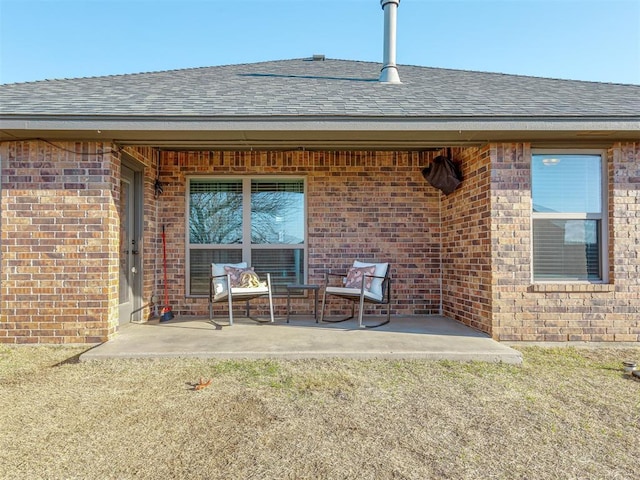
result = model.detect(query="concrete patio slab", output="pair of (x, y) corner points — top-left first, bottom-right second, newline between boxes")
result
(80, 315), (523, 364)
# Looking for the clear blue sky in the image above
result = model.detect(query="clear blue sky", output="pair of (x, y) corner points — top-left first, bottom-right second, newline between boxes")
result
(1, 0), (639, 85)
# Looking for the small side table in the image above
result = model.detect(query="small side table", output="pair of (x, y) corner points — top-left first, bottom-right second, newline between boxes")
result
(286, 284), (319, 323)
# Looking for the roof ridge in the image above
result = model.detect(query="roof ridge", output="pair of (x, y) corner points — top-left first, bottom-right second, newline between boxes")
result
(0, 58), (377, 86)
(394, 62), (640, 87)
(3, 58), (637, 87)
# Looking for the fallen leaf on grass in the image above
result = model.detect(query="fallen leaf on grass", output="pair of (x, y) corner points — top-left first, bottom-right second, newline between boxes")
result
(193, 378), (212, 391)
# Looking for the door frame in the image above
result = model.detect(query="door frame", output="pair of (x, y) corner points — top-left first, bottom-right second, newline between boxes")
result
(118, 156), (144, 325)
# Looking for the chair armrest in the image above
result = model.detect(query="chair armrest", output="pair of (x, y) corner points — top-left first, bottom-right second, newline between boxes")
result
(323, 271), (347, 286)
(364, 274), (386, 280)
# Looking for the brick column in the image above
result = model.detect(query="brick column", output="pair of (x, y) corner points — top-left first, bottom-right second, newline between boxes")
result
(440, 146), (494, 335)
(1, 140), (120, 344)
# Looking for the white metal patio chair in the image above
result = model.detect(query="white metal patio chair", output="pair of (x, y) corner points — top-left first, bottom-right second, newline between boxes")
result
(208, 262), (275, 326)
(320, 260), (391, 328)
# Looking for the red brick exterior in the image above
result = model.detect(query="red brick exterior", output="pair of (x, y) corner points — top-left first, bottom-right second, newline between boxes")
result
(441, 146), (493, 335)
(1, 140), (638, 343)
(490, 143), (640, 341)
(1, 141), (121, 343)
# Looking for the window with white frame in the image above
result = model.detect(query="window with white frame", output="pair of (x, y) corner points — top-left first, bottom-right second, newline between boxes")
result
(187, 177), (305, 295)
(531, 152), (606, 282)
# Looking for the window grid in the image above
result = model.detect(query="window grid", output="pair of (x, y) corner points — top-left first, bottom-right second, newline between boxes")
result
(531, 151), (607, 283)
(187, 177), (306, 296)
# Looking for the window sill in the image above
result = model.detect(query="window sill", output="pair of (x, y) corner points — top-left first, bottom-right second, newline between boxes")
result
(187, 294), (289, 299)
(530, 283), (614, 293)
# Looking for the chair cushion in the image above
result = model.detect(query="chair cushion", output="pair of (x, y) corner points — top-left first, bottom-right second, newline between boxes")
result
(344, 265), (376, 290)
(213, 285), (270, 302)
(212, 262), (247, 294)
(325, 286), (383, 302)
(353, 261), (388, 298)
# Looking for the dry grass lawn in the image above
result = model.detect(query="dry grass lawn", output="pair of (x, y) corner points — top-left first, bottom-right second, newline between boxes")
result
(1, 345), (639, 479)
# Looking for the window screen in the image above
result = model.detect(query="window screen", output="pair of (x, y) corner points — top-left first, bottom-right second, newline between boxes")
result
(531, 154), (604, 282)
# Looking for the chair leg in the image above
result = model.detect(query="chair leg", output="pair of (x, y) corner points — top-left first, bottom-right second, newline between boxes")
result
(320, 288), (327, 323)
(321, 295), (355, 324)
(360, 309), (391, 329)
(209, 297), (234, 327)
(359, 295), (391, 329)
(358, 293), (365, 328)
(361, 314), (390, 328)
(267, 275), (275, 323)
(245, 274), (274, 324)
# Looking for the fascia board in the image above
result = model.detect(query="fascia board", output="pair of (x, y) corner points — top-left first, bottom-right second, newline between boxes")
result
(1, 115), (639, 132)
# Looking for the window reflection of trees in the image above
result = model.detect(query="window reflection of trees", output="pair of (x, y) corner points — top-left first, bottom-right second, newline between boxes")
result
(190, 191), (243, 244)
(251, 191), (303, 244)
(189, 190), (303, 245)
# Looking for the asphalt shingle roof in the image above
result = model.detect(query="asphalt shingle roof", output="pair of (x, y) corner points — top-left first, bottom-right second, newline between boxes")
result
(1, 58), (639, 118)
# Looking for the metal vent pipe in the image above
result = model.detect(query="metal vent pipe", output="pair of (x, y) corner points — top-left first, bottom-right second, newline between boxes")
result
(379, 0), (401, 84)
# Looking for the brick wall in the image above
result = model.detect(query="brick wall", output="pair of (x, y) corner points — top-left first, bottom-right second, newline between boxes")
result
(440, 146), (493, 334)
(488, 143), (535, 340)
(1, 140), (120, 343)
(608, 142), (640, 341)
(490, 142), (640, 342)
(3, 140), (637, 343)
(156, 150), (442, 318)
